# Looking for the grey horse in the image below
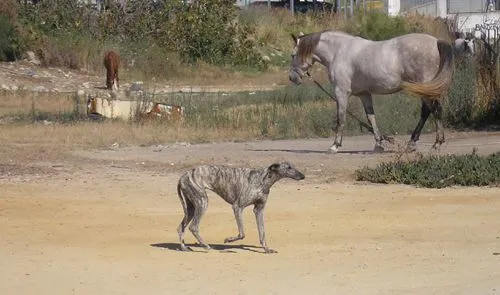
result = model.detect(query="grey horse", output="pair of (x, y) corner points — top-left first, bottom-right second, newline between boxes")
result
(289, 30), (454, 153)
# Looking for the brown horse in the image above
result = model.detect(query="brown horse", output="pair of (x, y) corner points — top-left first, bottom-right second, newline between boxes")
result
(103, 50), (120, 91)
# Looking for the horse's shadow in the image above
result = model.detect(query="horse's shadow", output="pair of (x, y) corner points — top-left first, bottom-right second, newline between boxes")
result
(247, 148), (394, 155)
(151, 242), (265, 254)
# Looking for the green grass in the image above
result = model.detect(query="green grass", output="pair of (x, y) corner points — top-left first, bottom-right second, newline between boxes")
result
(1, 85), (432, 142)
(356, 151), (500, 188)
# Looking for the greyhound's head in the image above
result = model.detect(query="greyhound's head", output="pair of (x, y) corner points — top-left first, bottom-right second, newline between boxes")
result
(268, 162), (305, 181)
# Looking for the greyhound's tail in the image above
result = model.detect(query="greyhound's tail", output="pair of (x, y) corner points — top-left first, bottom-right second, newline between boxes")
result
(400, 39), (454, 99)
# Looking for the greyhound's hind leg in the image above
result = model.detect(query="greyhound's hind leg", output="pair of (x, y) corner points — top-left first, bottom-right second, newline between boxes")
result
(188, 194), (211, 250)
(177, 204), (194, 252)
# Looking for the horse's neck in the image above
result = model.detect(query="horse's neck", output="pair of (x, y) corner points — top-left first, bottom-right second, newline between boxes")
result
(314, 32), (355, 66)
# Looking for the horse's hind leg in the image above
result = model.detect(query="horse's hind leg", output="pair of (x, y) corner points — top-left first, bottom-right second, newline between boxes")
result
(407, 98), (432, 152)
(114, 66), (119, 90)
(430, 100), (445, 150)
(359, 93), (383, 152)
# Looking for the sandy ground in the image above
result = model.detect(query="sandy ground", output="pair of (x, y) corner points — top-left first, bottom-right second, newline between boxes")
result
(1, 131), (500, 295)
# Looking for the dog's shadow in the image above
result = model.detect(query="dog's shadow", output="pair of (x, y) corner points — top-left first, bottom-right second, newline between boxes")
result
(151, 242), (265, 254)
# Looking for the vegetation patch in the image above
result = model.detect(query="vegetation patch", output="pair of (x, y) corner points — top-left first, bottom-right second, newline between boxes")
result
(355, 151), (500, 188)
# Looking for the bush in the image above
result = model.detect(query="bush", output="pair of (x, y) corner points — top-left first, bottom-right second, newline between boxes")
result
(0, 14), (21, 61)
(443, 58), (477, 128)
(356, 151), (500, 188)
(168, 0), (267, 68)
(0, 0), (22, 61)
(345, 11), (417, 41)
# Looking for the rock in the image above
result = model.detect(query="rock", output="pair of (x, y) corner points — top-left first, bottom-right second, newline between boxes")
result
(25, 69), (38, 77)
(129, 81), (144, 92)
(32, 86), (47, 92)
(76, 89), (85, 97)
(1, 84), (9, 90)
(10, 85), (18, 91)
(82, 82), (90, 89)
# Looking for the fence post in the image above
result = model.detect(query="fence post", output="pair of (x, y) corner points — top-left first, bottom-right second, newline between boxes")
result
(387, 0), (400, 16)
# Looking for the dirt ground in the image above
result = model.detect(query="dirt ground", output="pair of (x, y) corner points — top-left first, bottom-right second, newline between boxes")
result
(1, 129), (500, 295)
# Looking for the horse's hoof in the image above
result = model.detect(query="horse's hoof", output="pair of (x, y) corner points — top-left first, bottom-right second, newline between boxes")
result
(406, 141), (417, 153)
(328, 145), (339, 154)
(373, 144), (385, 153)
(430, 143), (442, 153)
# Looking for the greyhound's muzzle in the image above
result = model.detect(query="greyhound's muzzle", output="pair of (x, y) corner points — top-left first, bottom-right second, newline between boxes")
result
(293, 170), (305, 180)
(289, 69), (303, 85)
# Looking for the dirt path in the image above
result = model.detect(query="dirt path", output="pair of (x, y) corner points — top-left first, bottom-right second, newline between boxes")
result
(1, 131), (500, 294)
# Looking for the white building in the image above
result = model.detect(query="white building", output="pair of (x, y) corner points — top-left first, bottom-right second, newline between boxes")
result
(386, 0), (500, 38)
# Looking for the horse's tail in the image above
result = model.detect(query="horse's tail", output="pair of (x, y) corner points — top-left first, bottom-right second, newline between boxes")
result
(400, 39), (454, 99)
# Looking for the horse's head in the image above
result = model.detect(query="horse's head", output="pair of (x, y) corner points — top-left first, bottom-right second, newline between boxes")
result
(289, 32), (321, 85)
(454, 37), (475, 56)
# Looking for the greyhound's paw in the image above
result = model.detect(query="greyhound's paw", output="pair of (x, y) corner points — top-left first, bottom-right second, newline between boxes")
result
(224, 235), (244, 243)
(179, 245), (193, 252)
(264, 248), (278, 254)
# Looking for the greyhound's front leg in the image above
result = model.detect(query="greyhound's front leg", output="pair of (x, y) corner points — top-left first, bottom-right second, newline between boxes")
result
(254, 203), (276, 254)
(224, 205), (245, 243)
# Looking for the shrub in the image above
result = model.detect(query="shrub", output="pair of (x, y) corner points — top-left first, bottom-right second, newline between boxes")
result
(168, 0), (267, 68)
(443, 57), (477, 128)
(0, 0), (22, 61)
(345, 11), (416, 41)
(0, 14), (21, 61)
(356, 151), (500, 188)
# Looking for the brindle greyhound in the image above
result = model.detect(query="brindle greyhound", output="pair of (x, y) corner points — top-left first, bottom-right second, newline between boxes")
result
(176, 162), (305, 254)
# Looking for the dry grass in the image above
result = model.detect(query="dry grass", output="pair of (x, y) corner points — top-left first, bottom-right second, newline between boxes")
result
(0, 91), (76, 117)
(0, 123), (260, 150)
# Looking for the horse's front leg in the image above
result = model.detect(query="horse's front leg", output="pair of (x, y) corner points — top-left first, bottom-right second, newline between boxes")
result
(329, 88), (349, 153)
(359, 92), (383, 152)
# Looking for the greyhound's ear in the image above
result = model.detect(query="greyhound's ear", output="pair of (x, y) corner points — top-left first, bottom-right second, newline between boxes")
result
(291, 33), (298, 45)
(269, 163), (280, 172)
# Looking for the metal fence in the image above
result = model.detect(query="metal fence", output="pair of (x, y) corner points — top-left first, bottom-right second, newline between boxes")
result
(399, 0), (437, 16)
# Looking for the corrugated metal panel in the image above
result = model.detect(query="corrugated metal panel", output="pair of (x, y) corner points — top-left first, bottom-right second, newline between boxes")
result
(399, 0), (436, 16)
(448, 0), (487, 13)
(400, 0), (434, 11)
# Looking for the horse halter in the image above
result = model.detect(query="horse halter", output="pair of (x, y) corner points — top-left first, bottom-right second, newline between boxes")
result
(291, 54), (312, 78)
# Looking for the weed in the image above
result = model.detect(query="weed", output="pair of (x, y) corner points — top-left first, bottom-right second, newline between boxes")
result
(356, 151), (500, 188)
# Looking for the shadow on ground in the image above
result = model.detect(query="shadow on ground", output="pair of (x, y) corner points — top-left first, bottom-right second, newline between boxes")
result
(151, 242), (265, 254)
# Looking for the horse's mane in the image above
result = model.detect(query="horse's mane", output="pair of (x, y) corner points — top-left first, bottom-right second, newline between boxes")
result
(297, 30), (352, 62)
(297, 32), (322, 62)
